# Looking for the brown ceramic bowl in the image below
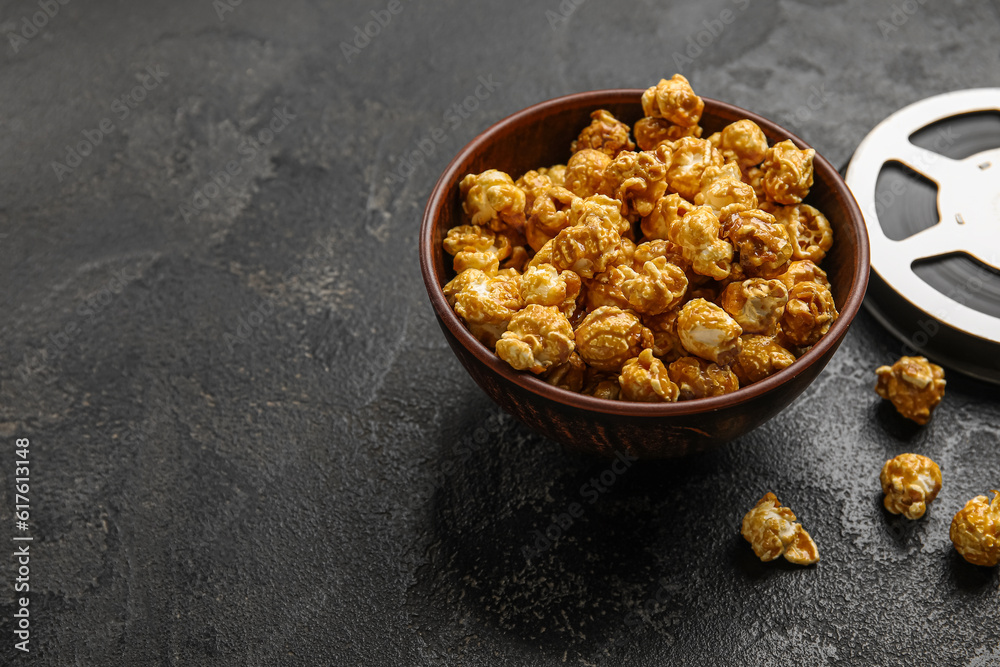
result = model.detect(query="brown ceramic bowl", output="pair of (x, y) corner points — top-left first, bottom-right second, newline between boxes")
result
(420, 89), (869, 458)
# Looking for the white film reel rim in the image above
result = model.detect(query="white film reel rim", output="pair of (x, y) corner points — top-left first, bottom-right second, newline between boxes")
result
(845, 88), (1000, 346)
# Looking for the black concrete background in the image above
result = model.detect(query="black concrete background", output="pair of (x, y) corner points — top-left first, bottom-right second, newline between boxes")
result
(2, 0), (1000, 665)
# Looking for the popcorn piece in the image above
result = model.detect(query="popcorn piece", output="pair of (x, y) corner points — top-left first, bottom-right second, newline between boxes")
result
(666, 137), (724, 201)
(641, 74), (704, 128)
(603, 147), (672, 219)
(640, 193), (694, 241)
(742, 492), (820, 565)
(584, 271), (631, 312)
(880, 453), (942, 520)
(743, 165), (766, 200)
(540, 164), (567, 187)
(950, 491), (1000, 567)
(770, 203), (834, 263)
(571, 109), (636, 157)
(443, 224), (513, 276)
(761, 140), (815, 205)
(447, 268), (524, 347)
(668, 206), (733, 280)
(460, 169), (527, 232)
(676, 298), (743, 365)
(565, 148), (612, 198)
(496, 304), (576, 374)
(719, 278), (789, 335)
(667, 356), (739, 400)
(875, 356), (946, 425)
(619, 349), (680, 402)
(526, 186), (579, 252)
(707, 119), (769, 169)
(643, 310), (685, 363)
(543, 351), (587, 392)
(695, 171), (759, 221)
(575, 306), (653, 372)
(500, 245), (530, 273)
(583, 368), (622, 400)
(549, 196), (629, 279)
(609, 256), (688, 316)
(776, 259), (830, 292)
(634, 116), (702, 151)
(780, 280), (838, 347)
(520, 262), (582, 316)
(721, 209), (793, 279)
(515, 169), (554, 215)
(731, 334), (797, 385)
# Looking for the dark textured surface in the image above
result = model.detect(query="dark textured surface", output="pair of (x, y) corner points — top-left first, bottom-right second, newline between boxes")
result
(1, 0), (999, 665)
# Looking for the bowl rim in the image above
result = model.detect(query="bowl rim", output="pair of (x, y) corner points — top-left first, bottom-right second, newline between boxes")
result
(420, 88), (870, 418)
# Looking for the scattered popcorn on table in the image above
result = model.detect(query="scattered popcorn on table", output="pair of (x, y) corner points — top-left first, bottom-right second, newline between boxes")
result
(442, 74), (840, 400)
(875, 356), (946, 425)
(742, 492), (820, 565)
(880, 453), (942, 520)
(950, 491), (1000, 567)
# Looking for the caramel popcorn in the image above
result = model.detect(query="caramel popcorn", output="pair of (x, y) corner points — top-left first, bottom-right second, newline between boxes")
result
(641, 74), (704, 128)
(633, 116), (702, 151)
(520, 262), (582, 316)
(667, 356), (739, 400)
(609, 256), (688, 316)
(495, 304), (575, 374)
(676, 298), (743, 365)
(761, 140), (815, 205)
(583, 369), (622, 400)
(460, 169), (527, 232)
(619, 349), (680, 402)
(443, 225), (513, 276)
(769, 203), (834, 263)
(708, 119), (769, 170)
(526, 186), (578, 252)
(447, 268), (524, 347)
(665, 136), (724, 201)
(668, 206), (733, 280)
(603, 146), (671, 219)
(742, 492), (820, 565)
(880, 453), (942, 520)
(571, 109), (636, 157)
(565, 148), (612, 198)
(721, 209), (793, 279)
(543, 351), (587, 392)
(515, 169), (554, 215)
(731, 334), (797, 385)
(719, 278), (789, 335)
(575, 306), (652, 372)
(640, 193), (694, 241)
(950, 491), (1000, 567)
(780, 280), (838, 347)
(540, 164), (567, 187)
(875, 356), (946, 425)
(643, 310), (685, 363)
(443, 74), (839, 402)
(777, 259), (830, 292)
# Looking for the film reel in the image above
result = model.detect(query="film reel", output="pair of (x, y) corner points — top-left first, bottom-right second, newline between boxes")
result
(845, 89), (1000, 383)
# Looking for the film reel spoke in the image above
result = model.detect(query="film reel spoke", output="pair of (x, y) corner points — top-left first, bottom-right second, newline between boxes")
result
(888, 141), (959, 185)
